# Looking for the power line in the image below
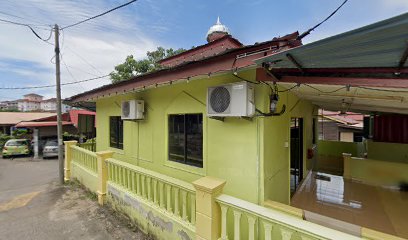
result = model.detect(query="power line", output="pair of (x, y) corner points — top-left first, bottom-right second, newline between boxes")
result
(278, 84), (298, 93)
(297, 0), (349, 40)
(0, 11), (49, 27)
(0, 17), (50, 31)
(60, 54), (86, 91)
(61, 61), (100, 77)
(0, 17), (53, 44)
(303, 84), (347, 93)
(61, 27), (103, 75)
(61, 0), (138, 30)
(0, 74), (110, 90)
(64, 45), (103, 75)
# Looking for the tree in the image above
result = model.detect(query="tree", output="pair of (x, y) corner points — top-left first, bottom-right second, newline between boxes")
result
(110, 46), (186, 83)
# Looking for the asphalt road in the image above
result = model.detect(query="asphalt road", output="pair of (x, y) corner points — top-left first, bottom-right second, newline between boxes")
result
(0, 157), (149, 240)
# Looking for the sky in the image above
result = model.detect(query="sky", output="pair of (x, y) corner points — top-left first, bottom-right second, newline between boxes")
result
(0, 0), (407, 101)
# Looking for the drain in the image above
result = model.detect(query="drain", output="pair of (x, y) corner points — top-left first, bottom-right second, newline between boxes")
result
(315, 174), (331, 181)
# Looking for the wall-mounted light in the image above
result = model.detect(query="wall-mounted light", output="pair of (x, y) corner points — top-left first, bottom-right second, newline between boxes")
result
(270, 93), (279, 113)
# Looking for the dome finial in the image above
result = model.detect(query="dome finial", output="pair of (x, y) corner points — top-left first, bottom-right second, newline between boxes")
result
(206, 16), (231, 42)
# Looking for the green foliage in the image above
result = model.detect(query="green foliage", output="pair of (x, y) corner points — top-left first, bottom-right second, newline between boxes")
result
(0, 134), (11, 149)
(110, 46), (186, 83)
(63, 132), (80, 141)
(12, 129), (28, 138)
(85, 138), (96, 143)
(0, 109), (20, 112)
(0, 129), (29, 149)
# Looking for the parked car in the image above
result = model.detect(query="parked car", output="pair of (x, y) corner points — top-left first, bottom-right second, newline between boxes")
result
(42, 139), (59, 159)
(2, 139), (32, 158)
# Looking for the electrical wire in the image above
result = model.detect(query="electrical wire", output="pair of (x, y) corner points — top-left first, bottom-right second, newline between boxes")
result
(0, 11), (50, 27)
(269, 82), (408, 95)
(0, 17), (50, 31)
(61, 62), (100, 77)
(61, 54), (86, 91)
(0, 74), (110, 90)
(232, 71), (278, 94)
(278, 84), (298, 92)
(303, 83), (347, 93)
(61, 0), (138, 30)
(60, 28), (66, 52)
(278, 84), (298, 93)
(356, 86), (408, 93)
(297, 0), (349, 40)
(64, 45), (103, 75)
(0, 17), (53, 44)
(232, 73), (260, 84)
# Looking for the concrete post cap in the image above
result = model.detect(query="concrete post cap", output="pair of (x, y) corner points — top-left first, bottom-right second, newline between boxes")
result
(192, 176), (226, 194)
(95, 151), (114, 158)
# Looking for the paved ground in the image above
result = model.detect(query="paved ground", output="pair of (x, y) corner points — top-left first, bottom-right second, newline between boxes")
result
(0, 156), (150, 240)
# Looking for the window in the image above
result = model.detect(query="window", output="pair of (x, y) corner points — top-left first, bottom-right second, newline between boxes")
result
(110, 116), (123, 149)
(168, 114), (203, 168)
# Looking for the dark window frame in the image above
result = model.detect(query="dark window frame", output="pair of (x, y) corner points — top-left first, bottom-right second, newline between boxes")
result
(109, 116), (123, 149)
(168, 113), (203, 168)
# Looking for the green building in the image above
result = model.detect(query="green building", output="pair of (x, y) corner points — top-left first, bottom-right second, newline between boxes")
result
(67, 15), (408, 240)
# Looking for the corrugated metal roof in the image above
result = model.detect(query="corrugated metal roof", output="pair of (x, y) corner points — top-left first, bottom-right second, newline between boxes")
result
(67, 32), (301, 103)
(254, 13), (408, 69)
(0, 112), (56, 125)
(319, 110), (364, 125)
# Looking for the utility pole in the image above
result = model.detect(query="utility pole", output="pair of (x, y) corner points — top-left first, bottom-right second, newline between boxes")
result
(54, 24), (64, 184)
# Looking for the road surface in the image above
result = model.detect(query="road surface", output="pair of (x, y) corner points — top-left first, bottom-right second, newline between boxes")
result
(0, 157), (149, 240)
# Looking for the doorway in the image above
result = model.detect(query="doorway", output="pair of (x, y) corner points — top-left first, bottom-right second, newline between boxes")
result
(290, 117), (304, 197)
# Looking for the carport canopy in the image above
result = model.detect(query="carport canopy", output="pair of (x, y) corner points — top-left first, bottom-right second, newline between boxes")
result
(255, 13), (408, 114)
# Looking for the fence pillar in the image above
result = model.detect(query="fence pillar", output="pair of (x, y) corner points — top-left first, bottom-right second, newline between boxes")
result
(193, 176), (226, 240)
(96, 150), (114, 206)
(343, 153), (352, 180)
(64, 140), (77, 182)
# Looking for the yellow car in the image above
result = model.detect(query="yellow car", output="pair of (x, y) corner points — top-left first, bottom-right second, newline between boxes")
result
(2, 139), (32, 158)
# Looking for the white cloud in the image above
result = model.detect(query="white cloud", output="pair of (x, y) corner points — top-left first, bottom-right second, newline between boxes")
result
(0, 0), (161, 99)
(377, 0), (408, 10)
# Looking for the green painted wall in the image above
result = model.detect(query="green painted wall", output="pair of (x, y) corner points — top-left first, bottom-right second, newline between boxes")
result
(71, 162), (98, 192)
(95, 69), (315, 205)
(318, 140), (360, 156)
(367, 141), (408, 163)
(350, 157), (408, 186)
(107, 183), (195, 240)
(260, 90), (315, 205)
(316, 140), (363, 175)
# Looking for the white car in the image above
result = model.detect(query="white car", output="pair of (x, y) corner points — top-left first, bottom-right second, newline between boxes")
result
(42, 140), (59, 159)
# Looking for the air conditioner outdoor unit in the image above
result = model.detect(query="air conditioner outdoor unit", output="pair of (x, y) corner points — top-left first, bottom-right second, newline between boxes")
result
(207, 81), (255, 117)
(121, 100), (144, 120)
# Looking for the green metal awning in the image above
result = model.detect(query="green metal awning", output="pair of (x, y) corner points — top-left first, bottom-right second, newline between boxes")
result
(254, 13), (408, 115)
(255, 13), (408, 69)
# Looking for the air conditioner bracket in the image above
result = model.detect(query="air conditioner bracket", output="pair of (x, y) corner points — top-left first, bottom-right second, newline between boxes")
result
(209, 116), (225, 122)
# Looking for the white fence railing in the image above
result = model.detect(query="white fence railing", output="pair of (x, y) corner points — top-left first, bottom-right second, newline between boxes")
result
(216, 194), (361, 240)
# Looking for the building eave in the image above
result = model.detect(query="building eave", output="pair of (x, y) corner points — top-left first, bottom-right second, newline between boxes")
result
(157, 35), (243, 64)
(67, 32), (301, 103)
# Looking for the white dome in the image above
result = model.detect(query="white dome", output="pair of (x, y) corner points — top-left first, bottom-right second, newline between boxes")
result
(206, 17), (230, 39)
